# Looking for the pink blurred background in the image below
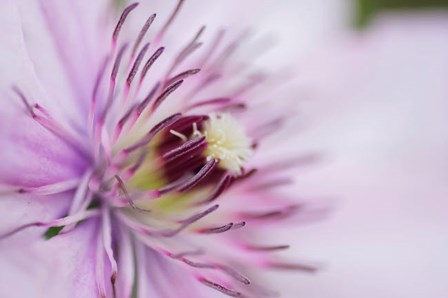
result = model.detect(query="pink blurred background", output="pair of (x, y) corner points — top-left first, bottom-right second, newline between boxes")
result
(264, 1), (448, 297)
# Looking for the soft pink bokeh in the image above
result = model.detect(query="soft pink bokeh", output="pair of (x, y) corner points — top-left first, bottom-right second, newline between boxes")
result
(276, 12), (448, 298)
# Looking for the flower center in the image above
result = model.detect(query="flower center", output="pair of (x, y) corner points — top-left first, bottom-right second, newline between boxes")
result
(194, 113), (252, 175)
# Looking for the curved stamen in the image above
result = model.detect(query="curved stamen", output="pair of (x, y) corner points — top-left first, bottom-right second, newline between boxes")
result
(152, 80), (184, 111)
(175, 158), (219, 192)
(198, 221), (246, 234)
(156, 0), (186, 42)
(184, 97), (232, 112)
(199, 29), (225, 67)
(198, 278), (242, 297)
(112, 2), (139, 46)
(140, 47), (165, 83)
(180, 259), (250, 285)
(127, 43), (150, 88)
(198, 223), (233, 234)
(122, 113), (182, 154)
(165, 68), (200, 88)
(117, 204), (219, 238)
(239, 205), (299, 221)
(100, 43), (129, 125)
(131, 13), (156, 59)
(136, 82), (160, 117)
(0, 209), (100, 241)
(158, 204), (220, 237)
(90, 56), (110, 132)
(165, 26), (205, 79)
(265, 261), (318, 273)
(115, 175), (151, 212)
(162, 136), (206, 162)
(195, 174), (233, 206)
(246, 244), (290, 252)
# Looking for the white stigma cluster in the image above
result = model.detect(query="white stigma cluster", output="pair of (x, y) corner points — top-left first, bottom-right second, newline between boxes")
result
(194, 113), (252, 175)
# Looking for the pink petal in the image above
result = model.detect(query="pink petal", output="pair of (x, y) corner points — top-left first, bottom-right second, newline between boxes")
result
(0, 213), (99, 298)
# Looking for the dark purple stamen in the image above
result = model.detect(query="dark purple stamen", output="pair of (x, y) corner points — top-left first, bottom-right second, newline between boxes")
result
(168, 252), (251, 285)
(217, 103), (247, 113)
(180, 258), (215, 269)
(219, 266), (251, 285)
(163, 155), (205, 183)
(199, 278), (242, 297)
(179, 204), (219, 225)
(249, 178), (293, 191)
(125, 150), (147, 177)
(198, 222), (233, 234)
(101, 43), (129, 121)
(165, 68), (200, 88)
(112, 2), (139, 44)
(266, 261), (318, 273)
(91, 56), (110, 106)
(199, 29), (225, 67)
(132, 13), (156, 59)
(169, 249), (205, 259)
(166, 26), (205, 77)
(140, 47), (165, 82)
(123, 113), (182, 154)
(157, 204), (219, 237)
(136, 82), (160, 115)
(111, 43), (129, 83)
(127, 43), (150, 87)
(162, 136), (206, 162)
(185, 97), (231, 111)
(246, 245), (290, 251)
(156, 0), (186, 41)
(167, 115), (208, 132)
(176, 158), (219, 192)
(152, 80), (184, 111)
(240, 205), (299, 221)
(117, 103), (137, 130)
(196, 174), (233, 205)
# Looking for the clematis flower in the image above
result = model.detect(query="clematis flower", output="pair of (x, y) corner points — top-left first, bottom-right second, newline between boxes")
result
(0, 0), (332, 297)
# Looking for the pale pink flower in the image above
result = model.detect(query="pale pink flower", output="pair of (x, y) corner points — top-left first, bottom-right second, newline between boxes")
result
(0, 1), (336, 297)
